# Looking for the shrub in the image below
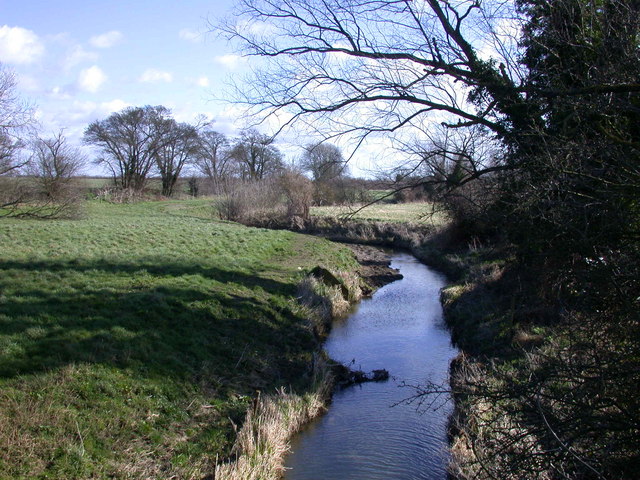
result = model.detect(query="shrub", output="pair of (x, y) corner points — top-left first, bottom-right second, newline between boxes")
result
(94, 187), (143, 204)
(279, 171), (313, 220)
(214, 179), (283, 223)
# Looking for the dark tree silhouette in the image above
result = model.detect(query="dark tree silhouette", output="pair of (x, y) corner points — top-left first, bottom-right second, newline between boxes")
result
(230, 128), (284, 180)
(154, 120), (199, 197)
(84, 105), (172, 192)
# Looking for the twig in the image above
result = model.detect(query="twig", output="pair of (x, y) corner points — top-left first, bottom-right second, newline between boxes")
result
(235, 344), (249, 369)
(75, 420), (85, 457)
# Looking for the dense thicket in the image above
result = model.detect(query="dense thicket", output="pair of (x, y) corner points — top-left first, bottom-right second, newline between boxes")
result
(503, 0), (640, 264)
(477, 2), (640, 476)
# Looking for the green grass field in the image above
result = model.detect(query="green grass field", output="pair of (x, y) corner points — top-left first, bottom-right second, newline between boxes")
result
(0, 199), (357, 479)
(311, 201), (448, 226)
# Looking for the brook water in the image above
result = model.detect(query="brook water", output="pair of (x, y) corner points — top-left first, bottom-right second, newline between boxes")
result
(285, 252), (457, 480)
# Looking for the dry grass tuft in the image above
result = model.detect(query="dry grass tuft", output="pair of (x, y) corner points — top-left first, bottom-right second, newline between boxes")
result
(214, 375), (331, 480)
(296, 269), (362, 336)
(214, 268), (363, 480)
(334, 270), (363, 303)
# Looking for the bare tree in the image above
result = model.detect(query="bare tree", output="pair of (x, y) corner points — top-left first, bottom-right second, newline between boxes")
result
(154, 120), (199, 197)
(28, 131), (85, 200)
(0, 64), (36, 212)
(300, 142), (347, 183)
(223, 1), (534, 160)
(0, 65), (34, 178)
(300, 141), (352, 205)
(231, 128), (284, 180)
(84, 105), (172, 192)
(0, 65), (83, 218)
(0, 130), (25, 178)
(193, 128), (233, 191)
(222, 0), (638, 177)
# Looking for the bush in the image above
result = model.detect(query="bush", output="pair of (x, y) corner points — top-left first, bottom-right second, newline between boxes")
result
(279, 171), (313, 220)
(214, 179), (283, 223)
(94, 187), (143, 204)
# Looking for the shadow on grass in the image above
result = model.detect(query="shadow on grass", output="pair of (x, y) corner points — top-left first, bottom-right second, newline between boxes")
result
(0, 258), (292, 291)
(0, 258), (314, 389)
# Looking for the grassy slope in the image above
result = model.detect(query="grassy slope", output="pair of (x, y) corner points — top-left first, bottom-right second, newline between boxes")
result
(0, 199), (357, 479)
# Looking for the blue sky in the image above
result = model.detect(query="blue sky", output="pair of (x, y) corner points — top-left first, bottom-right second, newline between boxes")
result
(0, 0), (267, 173)
(1, 0), (397, 177)
(0, 1), (520, 179)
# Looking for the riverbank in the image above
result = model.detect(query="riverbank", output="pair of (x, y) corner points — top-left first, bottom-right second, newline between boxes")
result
(244, 213), (543, 477)
(246, 214), (467, 281)
(403, 224), (637, 478)
(0, 200), (366, 479)
(234, 206), (638, 478)
(344, 244), (403, 292)
(214, 243), (401, 480)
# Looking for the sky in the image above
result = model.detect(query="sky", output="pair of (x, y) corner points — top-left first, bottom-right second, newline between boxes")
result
(0, 0), (299, 175)
(2, 0), (510, 178)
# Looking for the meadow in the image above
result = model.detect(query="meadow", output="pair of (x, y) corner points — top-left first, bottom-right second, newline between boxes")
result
(311, 201), (448, 227)
(0, 199), (357, 479)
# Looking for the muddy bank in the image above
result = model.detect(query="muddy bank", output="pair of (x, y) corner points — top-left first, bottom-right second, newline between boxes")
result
(289, 216), (466, 281)
(344, 244), (403, 293)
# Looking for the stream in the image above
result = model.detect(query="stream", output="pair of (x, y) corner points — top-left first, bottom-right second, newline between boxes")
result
(285, 252), (457, 480)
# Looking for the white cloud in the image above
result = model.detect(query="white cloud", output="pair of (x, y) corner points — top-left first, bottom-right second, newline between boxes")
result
(101, 99), (129, 114)
(50, 85), (73, 99)
(216, 104), (252, 133)
(68, 100), (100, 122)
(78, 65), (107, 92)
(0, 25), (44, 64)
(65, 45), (99, 69)
(195, 76), (210, 87)
(179, 28), (201, 43)
(139, 68), (173, 83)
(213, 54), (245, 70)
(89, 30), (123, 48)
(48, 32), (71, 44)
(59, 99), (130, 125)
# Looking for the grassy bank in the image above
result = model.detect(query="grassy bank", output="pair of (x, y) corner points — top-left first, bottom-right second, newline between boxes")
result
(0, 199), (358, 479)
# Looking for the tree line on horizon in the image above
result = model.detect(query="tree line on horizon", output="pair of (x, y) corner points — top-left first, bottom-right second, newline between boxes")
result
(0, 72), (359, 213)
(83, 105), (358, 203)
(84, 105), (288, 198)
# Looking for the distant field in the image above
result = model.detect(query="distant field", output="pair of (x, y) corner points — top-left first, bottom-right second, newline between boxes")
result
(311, 201), (449, 227)
(75, 176), (112, 189)
(0, 199), (357, 479)
(74, 177), (196, 196)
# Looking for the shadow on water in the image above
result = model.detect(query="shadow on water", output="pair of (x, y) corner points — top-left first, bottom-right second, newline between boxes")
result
(285, 252), (458, 480)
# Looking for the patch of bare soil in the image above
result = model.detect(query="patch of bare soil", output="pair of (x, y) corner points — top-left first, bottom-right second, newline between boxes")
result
(345, 244), (403, 295)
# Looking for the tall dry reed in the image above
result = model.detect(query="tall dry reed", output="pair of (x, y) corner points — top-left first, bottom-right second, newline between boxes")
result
(214, 376), (331, 480)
